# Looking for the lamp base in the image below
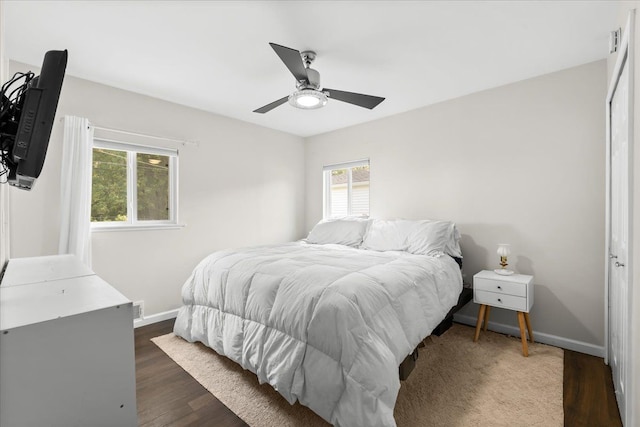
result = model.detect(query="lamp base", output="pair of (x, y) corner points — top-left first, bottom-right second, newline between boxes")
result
(494, 269), (514, 276)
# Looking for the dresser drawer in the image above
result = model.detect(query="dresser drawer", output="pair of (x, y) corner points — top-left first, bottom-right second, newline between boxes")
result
(474, 289), (527, 311)
(474, 277), (526, 297)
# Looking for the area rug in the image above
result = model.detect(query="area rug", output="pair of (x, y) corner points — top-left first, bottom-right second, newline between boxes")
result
(151, 324), (563, 426)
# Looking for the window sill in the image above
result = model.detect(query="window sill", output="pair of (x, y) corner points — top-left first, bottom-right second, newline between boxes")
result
(91, 223), (186, 233)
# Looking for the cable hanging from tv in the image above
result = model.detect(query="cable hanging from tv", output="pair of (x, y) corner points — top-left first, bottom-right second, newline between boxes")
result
(0, 71), (36, 183)
(0, 49), (67, 190)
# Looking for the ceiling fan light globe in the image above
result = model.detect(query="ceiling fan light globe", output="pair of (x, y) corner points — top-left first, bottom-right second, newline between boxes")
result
(298, 95), (320, 107)
(288, 89), (328, 110)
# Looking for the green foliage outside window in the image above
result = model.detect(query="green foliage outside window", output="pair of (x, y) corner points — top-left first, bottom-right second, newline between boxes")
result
(137, 153), (169, 221)
(91, 148), (170, 223)
(91, 148), (127, 222)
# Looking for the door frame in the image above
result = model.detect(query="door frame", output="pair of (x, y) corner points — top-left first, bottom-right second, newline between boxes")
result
(605, 9), (634, 426)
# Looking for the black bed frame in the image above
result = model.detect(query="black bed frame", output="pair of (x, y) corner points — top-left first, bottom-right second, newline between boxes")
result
(398, 259), (472, 380)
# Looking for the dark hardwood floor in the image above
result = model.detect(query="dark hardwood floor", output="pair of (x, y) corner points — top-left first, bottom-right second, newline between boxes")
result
(135, 319), (622, 427)
(563, 349), (622, 426)
(135, 319), (247, 427)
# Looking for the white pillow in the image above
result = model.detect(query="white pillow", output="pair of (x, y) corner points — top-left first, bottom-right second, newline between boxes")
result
(361, 219), (413, 251)
(306, 218), (370, 247)
(406, 220), (458, 257)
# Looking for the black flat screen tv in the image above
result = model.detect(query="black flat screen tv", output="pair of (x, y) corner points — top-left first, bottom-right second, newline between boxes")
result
(0, 49), (67, 190)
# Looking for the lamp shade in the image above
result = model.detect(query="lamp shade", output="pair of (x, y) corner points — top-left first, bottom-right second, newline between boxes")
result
(497, 244), (511, 257)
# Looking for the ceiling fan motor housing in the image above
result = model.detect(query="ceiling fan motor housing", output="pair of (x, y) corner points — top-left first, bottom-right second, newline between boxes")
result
(299, 67), (321, 90)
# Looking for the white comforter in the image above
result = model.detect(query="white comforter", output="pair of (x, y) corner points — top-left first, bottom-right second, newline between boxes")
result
(174, 242), (462, 427)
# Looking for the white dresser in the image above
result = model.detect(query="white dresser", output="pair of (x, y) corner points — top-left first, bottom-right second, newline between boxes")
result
(472, 270), (534, 356)
(0, 255), (137, 427)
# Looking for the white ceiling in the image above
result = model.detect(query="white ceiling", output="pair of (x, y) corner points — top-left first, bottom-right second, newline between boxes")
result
(4, 1), (620, 137)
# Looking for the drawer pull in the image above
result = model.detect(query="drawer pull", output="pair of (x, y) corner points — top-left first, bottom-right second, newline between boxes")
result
(497, 286), (502, 290)
(498, 298), (502, 303)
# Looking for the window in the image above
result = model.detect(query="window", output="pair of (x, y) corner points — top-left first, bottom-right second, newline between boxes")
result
(323, 159), (369, 219)
(91, 139), (178, 230)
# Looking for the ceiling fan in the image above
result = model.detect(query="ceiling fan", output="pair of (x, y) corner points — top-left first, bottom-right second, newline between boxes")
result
(253, 43), (385, 114)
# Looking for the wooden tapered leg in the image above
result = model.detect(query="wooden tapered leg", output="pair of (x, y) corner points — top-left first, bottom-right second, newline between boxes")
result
(483, 306), (491, 331)
(524, 312), (534, 343)
(517, 311), (529, 357)
(474, 304), (486, 342)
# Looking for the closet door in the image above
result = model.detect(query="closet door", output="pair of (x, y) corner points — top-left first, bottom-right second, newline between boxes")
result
(606, 12), (634, 425)
(609, 54), (629, 422)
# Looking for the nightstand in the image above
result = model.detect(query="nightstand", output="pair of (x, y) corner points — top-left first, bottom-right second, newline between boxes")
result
(472, 270), (534, 356)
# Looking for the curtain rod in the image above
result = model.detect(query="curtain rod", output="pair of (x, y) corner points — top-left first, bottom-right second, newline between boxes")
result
(90, 124), (199, 147)
(58, 117), (199, 146)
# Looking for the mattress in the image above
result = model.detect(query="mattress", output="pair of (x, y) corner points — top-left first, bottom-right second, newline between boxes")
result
(174, 241), (462, 426)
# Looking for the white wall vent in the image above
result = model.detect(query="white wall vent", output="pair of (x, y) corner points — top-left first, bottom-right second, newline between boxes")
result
(132, 301), (144, 320)
(610, 28), (621, 54)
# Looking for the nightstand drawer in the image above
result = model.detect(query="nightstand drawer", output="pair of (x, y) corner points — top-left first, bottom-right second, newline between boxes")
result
(474, 277), (526, 297)
(474, 289), (527, 311)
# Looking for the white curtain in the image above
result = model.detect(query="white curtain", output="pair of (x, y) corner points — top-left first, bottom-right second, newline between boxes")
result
(59, 116), (94, 267)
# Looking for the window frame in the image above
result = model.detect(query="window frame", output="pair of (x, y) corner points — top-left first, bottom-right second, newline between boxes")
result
(323, 159), (370, 219)
(91, 138), (180, 232)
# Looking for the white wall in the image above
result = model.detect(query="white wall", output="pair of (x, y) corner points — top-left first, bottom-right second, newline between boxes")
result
(8, 61), (305, 315)
(305, 60), (607, 351)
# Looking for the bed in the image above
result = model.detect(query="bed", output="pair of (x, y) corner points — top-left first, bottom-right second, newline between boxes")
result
(174, 218), (463, 427)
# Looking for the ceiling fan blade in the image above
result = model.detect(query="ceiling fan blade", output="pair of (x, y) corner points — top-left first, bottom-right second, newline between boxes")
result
(253, 96), (289, 114)
(323, 88), (385, 109)
(269, 43), (308, 83)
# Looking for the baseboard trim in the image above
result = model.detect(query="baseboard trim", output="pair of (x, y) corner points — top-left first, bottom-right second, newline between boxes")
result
(453, 313), (605, 358)
(134, 308), (179, 328)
